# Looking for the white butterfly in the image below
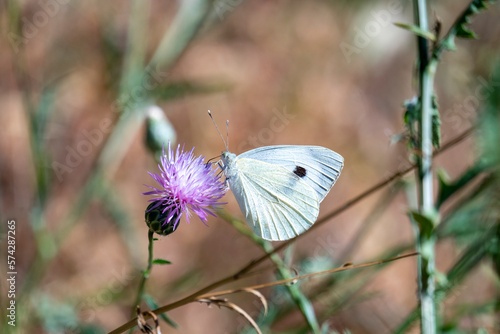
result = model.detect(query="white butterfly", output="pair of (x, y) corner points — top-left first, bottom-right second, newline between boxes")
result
(220, 144), (344, 241)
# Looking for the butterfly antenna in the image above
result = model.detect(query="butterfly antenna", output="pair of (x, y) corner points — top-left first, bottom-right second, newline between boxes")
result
(208, 110), (227, 150)
(226, 120), (229, 151)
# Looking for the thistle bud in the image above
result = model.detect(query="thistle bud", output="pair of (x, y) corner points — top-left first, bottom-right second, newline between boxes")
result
(145, 201), (181, 236)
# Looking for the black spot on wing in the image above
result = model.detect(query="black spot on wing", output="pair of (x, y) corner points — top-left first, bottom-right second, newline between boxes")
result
(293, 166), (307, 178)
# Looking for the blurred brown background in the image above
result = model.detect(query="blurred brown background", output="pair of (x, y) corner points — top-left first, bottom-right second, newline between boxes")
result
(1, 0), (500, 333)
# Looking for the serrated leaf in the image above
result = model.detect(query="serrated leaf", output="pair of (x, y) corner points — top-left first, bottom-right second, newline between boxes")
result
(394, 23), (436, 41)
(438, 0), (496, 54)
(152, 258), (172, 265)
(456, 25), (477, 39)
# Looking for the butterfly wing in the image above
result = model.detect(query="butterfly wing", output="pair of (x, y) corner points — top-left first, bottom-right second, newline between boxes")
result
(228, 157), (320, 241)
(238, 145), (343, 202)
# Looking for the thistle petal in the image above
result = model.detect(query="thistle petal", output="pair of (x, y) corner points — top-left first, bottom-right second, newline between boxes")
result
(143, 143), (227, 235)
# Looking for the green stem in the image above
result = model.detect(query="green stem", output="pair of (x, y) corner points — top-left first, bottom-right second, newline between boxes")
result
(414, 0), (437, 332)
(221, 212), (321, 333)
(419, 63), (438, 334)
(132, 230), (155, 314)
(264, 245), (321, 333)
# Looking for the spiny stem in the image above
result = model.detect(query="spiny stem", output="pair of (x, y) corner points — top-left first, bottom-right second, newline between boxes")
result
(414, 0), (437, 332)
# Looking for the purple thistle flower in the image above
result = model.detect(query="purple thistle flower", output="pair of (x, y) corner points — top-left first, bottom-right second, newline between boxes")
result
(143, 143), (226, 235)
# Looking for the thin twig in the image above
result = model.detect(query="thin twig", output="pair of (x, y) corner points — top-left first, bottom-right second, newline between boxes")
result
(196, 252), (419, 299)
(109, 252), (418, 334)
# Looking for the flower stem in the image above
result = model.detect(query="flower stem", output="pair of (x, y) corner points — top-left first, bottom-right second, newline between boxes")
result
(413, 0), (437, 332)
(132, 230), (155, 316)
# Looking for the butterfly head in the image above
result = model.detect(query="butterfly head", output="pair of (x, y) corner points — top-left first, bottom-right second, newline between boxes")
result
(220, 151), (237, 173)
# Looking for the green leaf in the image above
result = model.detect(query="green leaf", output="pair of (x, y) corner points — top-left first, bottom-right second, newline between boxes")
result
(143, 295), (178, 328)
(394, 23), (436, 41)
(489, 216), (500, 277)
(100, 28), (125, 94)
(431, 95), (441, 148)
(438, 176), (496, 243)
(36, 87), (56, 137)
(403, 96), (419, 125)
(436, 162), (486, 208)
(454, 0), (489, 40)
(442, 232), (494, 292)
(78, 324), (106, 334)
(152, 80), (232, 101)
(403, 96), (420, 149)
(152, 258), (172, 265)
(394, 308), (419, 334)
(409, 211), (437, 239)
(442, 37), (457, 51)
(456, 21), (477, 39)
(440, 0), (497, 54)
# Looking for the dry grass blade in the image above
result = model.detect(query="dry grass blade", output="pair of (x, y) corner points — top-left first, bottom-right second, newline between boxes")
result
(236, 288), (268, 316)
(222, 300), (263, 334)
(198, 251), (419, 299)
(198, 297), (263, 334)
(136, 306), (162, 334)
